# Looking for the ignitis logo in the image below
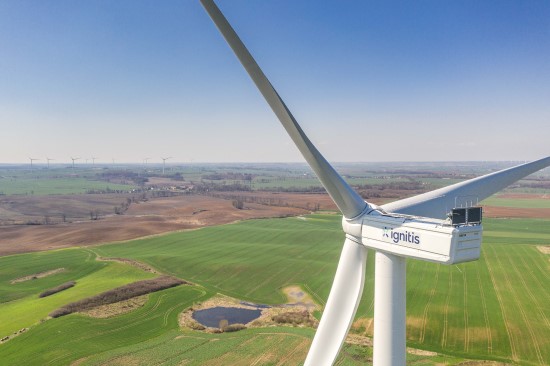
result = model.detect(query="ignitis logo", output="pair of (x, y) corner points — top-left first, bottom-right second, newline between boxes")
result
(383, 227), (420, 245)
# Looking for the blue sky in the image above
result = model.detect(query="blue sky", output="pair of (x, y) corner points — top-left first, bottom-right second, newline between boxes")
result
(1, 0), (549, 164)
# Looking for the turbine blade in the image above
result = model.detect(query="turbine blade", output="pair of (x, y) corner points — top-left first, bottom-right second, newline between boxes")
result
(304, 238), (367, 366)
(200, 0), (368, 219)
(382, 156), (550, 219)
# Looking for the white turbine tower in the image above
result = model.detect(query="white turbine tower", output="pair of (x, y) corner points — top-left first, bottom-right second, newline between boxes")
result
(92, 157), (98, 166)
(70, 157), (80, 172)
(29, 157), (39, 171)
(46, 157), (54, 168)
(161, 157), (172, 175)
(200, 1), (550, 365)
(144, 157), (151, 166)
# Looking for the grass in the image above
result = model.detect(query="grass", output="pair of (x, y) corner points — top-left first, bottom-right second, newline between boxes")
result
(1, 214), (549, 365)
(482, 196), (550, 209)
(0, 256), (156, 337)
(0, 176), (134, 195)
(93, 214), (346, 306)
(93, 215), (549, 365)
(0, 285), (210, 366)
(61, 327), (469, 366)
(483, 218), (550, 243)
(49, 276), (184, 318)
(0, 249), (105, 303)
(402, 243), (550, 364)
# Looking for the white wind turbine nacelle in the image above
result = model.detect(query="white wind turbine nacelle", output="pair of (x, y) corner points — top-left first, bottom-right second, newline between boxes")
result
(199, 1), (550, 364)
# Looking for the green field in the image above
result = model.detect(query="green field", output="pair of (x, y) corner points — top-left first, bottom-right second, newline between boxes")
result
(0, 251), (156, 336)
(482, 196), (550, 209)
(2, 162), (547, 196)
(1, 215), (549, 365)
(0, 176), (135, 195)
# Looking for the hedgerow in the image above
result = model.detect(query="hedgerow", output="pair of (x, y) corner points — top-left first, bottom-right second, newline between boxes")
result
(49, 276), (185, 318)
(39, 281), (76, 298)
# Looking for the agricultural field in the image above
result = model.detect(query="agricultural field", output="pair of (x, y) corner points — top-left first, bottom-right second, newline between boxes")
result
(0, 167), (135, 196)
(0, 163), (548, 365)
(92, 214), (550, 365)
(0, 236), (471, 366)
(3, 161), (548, 196)
(482, 195), (550, 209)
(2, 208), (547, 364)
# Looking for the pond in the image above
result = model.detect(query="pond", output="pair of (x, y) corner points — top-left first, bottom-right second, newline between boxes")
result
(192, 307), (262, 328)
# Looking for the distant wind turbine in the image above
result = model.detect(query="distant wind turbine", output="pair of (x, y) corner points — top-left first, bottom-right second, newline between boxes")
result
(29, 157), (39, 171)
(46, 157), (54, 168)
(144, 157), (151, 165)
(92, 157), (97, 165)
(70, 157), (80, 172)
(161, 157), (172, 175)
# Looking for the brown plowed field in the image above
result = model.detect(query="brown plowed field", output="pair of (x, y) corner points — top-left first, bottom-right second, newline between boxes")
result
(482, 206), (550, 218)
(0, 194), (308, 257)
(483, 193), (550, 218)
(1, 191), (547, 257)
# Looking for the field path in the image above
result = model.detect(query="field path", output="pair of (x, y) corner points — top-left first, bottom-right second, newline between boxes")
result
(499, 247), (546, 364)
(276, 337), (310, 365)
(475, 261), (492, 354)
(488, 244), (544, 364)
(519, 246), (550, 299)
(484, 246), (517, 361)
(303, 283), (325, 308)
(150, 338), (211, 366)
(462, 267), (469, 353)
(244, 266), (289, 297)
(420, 264), (440, 343)
(213, 267), (246, 288)
(441, 267), (453, 349)
(512, 248), (550, 329)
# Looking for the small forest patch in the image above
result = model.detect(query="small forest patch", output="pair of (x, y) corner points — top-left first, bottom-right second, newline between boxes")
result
(271, 310), (317, 327)
(49, 276), (186, 318)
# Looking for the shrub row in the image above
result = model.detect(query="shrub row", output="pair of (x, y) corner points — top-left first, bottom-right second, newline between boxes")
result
(222, 323), (246, 332)
(272, 310), (316, 326)
(39, 281), (76, 298)
(49, 276), (185, 318)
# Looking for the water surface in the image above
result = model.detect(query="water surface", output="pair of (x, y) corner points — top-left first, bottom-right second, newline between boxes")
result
(192, 306), (262, 328)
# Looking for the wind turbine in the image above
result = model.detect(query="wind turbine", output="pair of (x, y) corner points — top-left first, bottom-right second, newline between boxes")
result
(29, 157), (39, 171)
(46, 157), (54, 168)
(144, 157), (151, 166)
(200, 1), (550, 365)
(70, 157), (80, 172)
(161, 157), (172, 175)
(92, 157), (97, 166)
